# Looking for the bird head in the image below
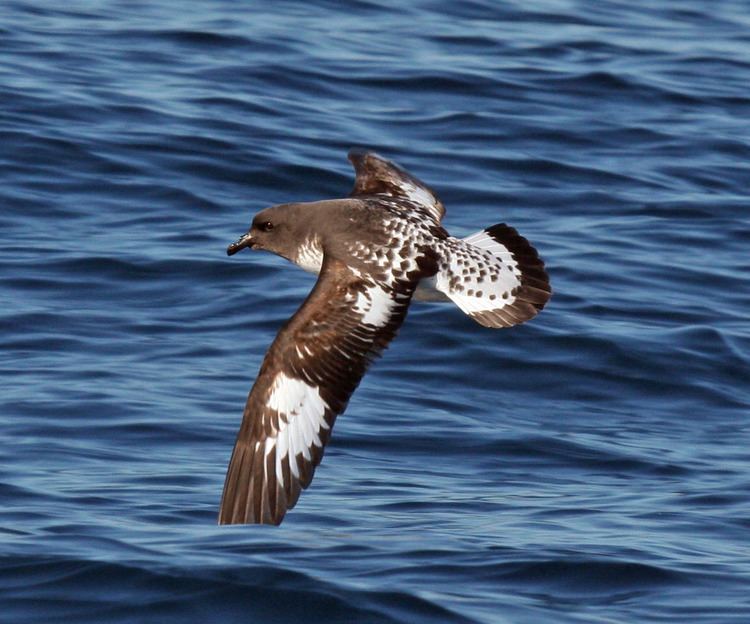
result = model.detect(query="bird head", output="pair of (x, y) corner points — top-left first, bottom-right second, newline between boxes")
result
(227, 204), (300, 260)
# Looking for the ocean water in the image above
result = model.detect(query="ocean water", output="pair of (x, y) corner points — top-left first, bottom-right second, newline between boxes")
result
(1, 0), (749, 622)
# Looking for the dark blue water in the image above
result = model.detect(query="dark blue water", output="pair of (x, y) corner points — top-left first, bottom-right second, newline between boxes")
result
(2, 1), (749, 622)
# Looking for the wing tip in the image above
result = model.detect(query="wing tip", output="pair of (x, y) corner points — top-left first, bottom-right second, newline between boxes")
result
(346, 149), (445, 221)
(218, 440), (288, 526)
(347, 147), (389, 174)
(347, 146), (376, 162)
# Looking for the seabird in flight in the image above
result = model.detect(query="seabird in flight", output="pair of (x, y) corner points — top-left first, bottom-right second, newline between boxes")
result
(219, 149), (551, 525)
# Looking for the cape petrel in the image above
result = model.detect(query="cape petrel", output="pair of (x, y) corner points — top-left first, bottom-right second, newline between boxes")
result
(219, 149), (551, 525)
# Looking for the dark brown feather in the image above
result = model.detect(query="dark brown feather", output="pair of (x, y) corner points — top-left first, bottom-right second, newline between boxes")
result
(347, 149), (445, 223)
(218, 255), (432, 525)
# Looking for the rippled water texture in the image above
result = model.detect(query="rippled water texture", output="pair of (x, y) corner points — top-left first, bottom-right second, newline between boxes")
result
(2, 1), (749, 622)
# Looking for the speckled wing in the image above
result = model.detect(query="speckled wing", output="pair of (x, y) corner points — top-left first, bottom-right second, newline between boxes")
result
(218, 254), (435, 525)
(348, 148), (445, 223)
(434, 223), (551, 328)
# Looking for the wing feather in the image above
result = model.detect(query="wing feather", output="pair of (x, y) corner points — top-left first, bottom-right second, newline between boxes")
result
(218, 254), (434, 525)
(348, 149), (445, 223)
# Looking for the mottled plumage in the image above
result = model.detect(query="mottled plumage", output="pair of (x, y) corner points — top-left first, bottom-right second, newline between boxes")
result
(219, 150), (551, 525)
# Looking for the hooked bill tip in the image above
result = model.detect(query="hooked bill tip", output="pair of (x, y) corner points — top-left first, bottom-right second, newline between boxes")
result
(227, 234), (253, 256)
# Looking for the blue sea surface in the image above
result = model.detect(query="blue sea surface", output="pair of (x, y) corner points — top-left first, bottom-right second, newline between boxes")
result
(1, 1), (749, 622)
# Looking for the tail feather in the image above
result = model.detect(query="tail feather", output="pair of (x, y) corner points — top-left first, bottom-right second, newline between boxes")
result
(433, 223), (551, 328)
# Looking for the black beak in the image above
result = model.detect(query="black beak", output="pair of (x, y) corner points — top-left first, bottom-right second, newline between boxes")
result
(227, 231), (254, 256)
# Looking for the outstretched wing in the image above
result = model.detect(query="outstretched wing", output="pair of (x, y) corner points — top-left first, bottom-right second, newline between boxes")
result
(219, 254), (435, 525)
(348, 148), (445, 223)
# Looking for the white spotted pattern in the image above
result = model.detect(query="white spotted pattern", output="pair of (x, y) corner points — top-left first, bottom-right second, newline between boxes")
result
(433, 231), (524, 315)
(462, 230), (521, 276)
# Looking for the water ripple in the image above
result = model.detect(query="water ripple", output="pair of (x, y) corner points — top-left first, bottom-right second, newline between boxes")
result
(2, 0), (749, 622)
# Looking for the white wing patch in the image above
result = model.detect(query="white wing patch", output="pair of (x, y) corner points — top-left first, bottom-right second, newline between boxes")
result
(353, 283), (395, 327)
(266, 373), (330, 485)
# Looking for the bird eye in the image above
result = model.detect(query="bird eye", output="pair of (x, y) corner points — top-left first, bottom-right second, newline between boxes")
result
(259, 221), (274, 232)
